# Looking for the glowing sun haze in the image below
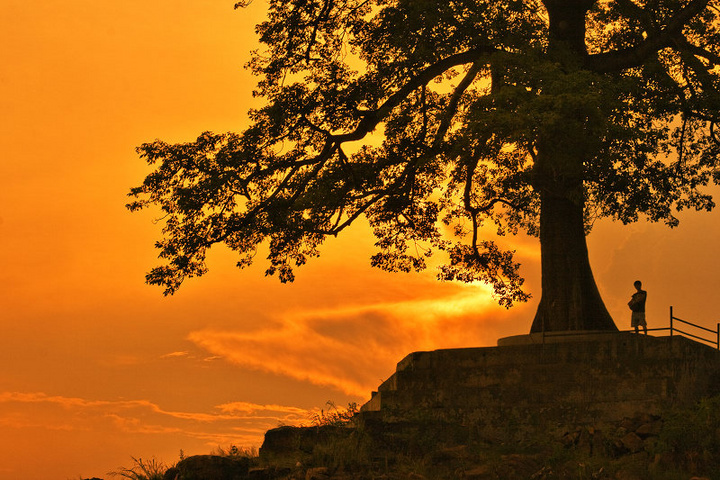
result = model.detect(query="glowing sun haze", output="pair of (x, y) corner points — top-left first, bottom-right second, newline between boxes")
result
(1, 1), (719, 479)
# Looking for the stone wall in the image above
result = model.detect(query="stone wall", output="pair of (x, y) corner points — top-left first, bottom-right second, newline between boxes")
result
(360, 334), (720, 430)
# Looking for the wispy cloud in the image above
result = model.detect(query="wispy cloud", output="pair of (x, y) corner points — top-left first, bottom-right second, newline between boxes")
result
(188, 283), (525, 396)
(216, 402), (310, 416)
(0, 391), (312, 447)
(160, 351), (190, 359)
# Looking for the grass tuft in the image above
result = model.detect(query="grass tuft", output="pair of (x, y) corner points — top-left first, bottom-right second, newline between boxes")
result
(212, 444), (258, 459)
(310, 401), (359, 427)
(108, 456), (168, 480)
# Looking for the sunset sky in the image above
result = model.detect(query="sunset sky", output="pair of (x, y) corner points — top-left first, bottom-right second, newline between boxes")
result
(2, 1), (720, 479)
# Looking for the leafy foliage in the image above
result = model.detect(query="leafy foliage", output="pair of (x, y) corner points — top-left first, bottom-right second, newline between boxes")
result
(656, 395), (720, 460)
(129, 0), (720, 308)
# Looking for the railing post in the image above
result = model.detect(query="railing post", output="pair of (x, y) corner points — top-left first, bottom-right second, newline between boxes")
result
(670, 306), (673, 338)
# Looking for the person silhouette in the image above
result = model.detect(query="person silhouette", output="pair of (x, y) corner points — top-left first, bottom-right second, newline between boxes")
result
(628, 280), (647, 334)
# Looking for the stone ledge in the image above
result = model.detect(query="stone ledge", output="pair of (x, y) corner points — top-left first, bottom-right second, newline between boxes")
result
(497, 330), (626, 346)
(361, 335), (720, 427)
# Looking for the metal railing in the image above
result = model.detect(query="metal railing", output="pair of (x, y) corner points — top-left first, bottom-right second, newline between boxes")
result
(535, 306), (719, 350)
(669, 306), (720, 350)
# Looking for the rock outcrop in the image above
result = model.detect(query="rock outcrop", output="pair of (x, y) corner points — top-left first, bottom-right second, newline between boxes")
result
(163, 454), (249, 480)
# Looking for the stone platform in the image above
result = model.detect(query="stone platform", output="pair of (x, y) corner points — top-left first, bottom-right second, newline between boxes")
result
(360, 334), (720, 428)
(497, 330), (623, 346)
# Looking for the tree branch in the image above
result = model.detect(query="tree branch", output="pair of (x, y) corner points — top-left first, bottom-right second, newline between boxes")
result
(331, 48), (495, 143)
(432, 62), (484, 148)
(585, 0), (712, 72)
(675, 37), (720, 65)
(305, 0), (334, 62)
(614, 0), (659, 33)
(241, 49), (495, 194)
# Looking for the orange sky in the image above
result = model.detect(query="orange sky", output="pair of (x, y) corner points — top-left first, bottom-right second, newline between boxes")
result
(2, 1), (720, 479)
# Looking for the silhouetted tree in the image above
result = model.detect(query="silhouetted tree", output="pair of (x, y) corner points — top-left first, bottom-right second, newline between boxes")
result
(129, 0), (720, 333)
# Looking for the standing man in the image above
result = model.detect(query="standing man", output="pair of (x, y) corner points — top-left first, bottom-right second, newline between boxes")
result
(628, 280), (648, 335)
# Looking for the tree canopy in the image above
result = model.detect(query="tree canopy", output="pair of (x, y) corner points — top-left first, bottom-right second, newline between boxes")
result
(129, 0), (720, 331)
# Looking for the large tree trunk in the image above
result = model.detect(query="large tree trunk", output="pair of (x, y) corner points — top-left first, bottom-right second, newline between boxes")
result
(530, 191), (616, 332)
(528, 90), (617, 333)
(529, 0), (617, 333)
